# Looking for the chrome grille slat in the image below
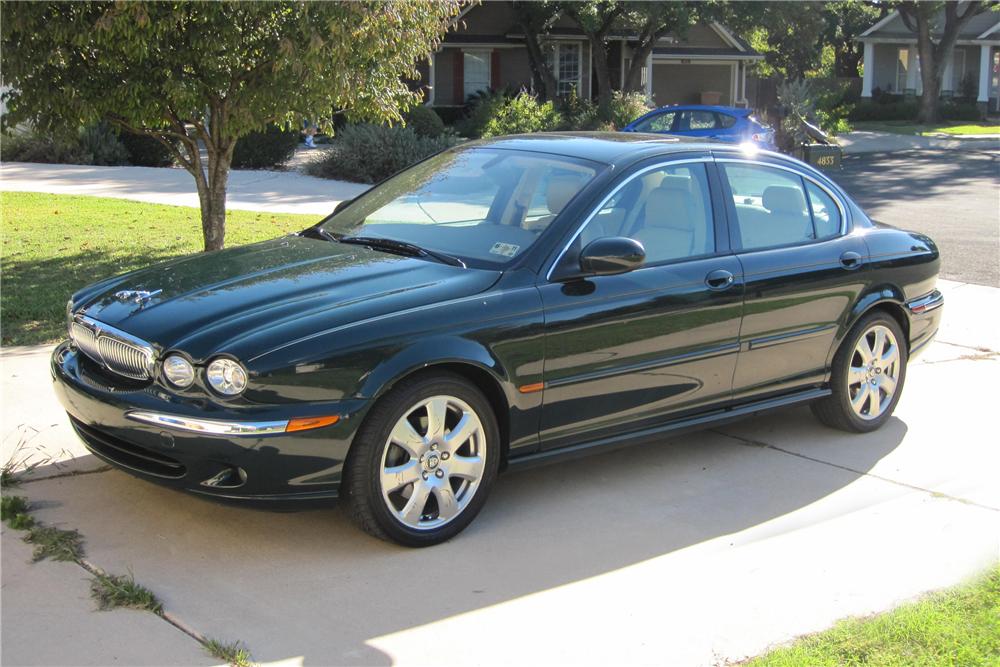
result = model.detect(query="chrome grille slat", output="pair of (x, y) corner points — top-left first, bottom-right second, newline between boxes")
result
(69, 316), (155, 380)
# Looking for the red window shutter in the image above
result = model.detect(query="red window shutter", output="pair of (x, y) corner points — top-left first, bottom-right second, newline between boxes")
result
(453, 50), (464, 104)
(491, 50), (501, 90)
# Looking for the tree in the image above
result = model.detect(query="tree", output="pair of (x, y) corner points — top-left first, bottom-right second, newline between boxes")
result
(895, 1), (992, 123)
(620, 2), (706, 93)
(1, 1), (463, 251)
(562, 1), (627, 114)
(511, 1), (560, 101)
(822, 1), (887, 78)
(725, 2), (828, 80)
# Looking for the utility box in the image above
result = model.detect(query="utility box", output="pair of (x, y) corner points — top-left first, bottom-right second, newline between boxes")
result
(799, 143), (843, 171)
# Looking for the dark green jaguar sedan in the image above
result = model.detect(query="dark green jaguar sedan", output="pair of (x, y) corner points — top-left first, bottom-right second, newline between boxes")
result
(53, 133), (943, 546)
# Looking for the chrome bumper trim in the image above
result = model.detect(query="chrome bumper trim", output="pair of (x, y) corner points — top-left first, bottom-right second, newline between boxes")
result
(907, 290), (944, 315)
(126, 410), (288, 436)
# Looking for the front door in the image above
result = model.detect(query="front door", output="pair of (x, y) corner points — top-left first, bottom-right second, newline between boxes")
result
(538, 159), (743, 450)
(717, 160), (869, 400)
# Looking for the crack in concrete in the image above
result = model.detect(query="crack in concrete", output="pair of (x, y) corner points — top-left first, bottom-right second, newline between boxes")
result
(18, 465), (113, 485)
(710, 428), (999, 513)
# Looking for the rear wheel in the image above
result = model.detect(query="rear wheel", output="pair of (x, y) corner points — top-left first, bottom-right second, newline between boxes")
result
(812, 312), (907, 433)
(343, 372), (500, 547)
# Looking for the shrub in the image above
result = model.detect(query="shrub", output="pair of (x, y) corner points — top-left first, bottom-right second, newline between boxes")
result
(480, 91), (563, 138)
(77, 122), (129, 166)
(404, 105), (446, 138)
(557, 90), (602, 130)
(118, 130), (174, 167)
(849, 101), (920, 121)
(940, 101), (982, 121)
(458, 90), (511, 138)
(606, 91), (653, 130)
(305, 123), (459, 184)
(1, 131), (88, 164)
(231, 124), (299, 169)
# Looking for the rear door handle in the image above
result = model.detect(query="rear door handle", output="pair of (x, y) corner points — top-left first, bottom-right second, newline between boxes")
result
(840, 251), (863, 270)
(705, 269), (735, 290)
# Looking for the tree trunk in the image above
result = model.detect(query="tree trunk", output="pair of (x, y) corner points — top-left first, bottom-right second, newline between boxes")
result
(522, 26), (558, 101)
(199, 140), (233, 252)
(916, 48), (941, 124)
(591, 40), (612, 116)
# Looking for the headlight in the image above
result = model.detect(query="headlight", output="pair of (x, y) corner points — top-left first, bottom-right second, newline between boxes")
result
(206, 358), (248, 395)
(162, 354), (195, 388)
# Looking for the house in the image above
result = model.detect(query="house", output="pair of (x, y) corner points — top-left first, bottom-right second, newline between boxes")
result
(857, 8), (1000, 112)
(416, 2), (762, 110)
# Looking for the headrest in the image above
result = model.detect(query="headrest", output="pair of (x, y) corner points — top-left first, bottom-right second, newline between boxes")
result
(762, 185), (806, 215)
(644, 186), (694, 228)
(657, 175), (692, 193)
(546, 176), (580, 215)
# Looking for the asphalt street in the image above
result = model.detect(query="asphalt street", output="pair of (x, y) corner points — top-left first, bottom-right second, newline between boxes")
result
(836, 149), (999, 287)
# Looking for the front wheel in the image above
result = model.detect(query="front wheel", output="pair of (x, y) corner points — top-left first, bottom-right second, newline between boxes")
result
(343, 372), (500, 547)
(812, 312), (908, 433)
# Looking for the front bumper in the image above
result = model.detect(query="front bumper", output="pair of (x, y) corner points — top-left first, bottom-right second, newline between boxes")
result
(51, 342), (370, 506)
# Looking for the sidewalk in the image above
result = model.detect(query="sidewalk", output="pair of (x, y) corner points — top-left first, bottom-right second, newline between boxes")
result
(2, 280), (997, 666)
(839, 130), (1000, 154)
(0, 161), (369, 215)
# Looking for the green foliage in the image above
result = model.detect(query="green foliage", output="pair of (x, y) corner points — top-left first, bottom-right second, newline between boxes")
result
(957, 72), (977, 102)
(850, 101), (922, 122)
(607, 91), (653, 130)
(939, 102), (983, 122)
(204, 639), (254, 667)
(1, 132), (88, 165)
(404, 105), (446, 138)
(25, 524), (84, 562)
(1, 192), (316, 345)
(480, 92), (563, 138)
(231, 125), (300, 170)
(118, 130), (174, 167)
(306, 124), (459, 184)
(90, 571), (163, 613)
(77, 122), (129, 166)
(557, 90), (603, 130)
(748, 565), (1000, 666)
(1, 495), (34, 529)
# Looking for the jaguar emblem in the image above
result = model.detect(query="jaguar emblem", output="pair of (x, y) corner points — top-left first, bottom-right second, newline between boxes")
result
(114, 289), (163, 306)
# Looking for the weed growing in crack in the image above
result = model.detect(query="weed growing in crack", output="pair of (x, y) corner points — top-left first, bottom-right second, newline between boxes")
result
(204, 638), (254, 667)
(1, 494), (35, 529)
(90, 571), (163, 613)
(24, 524), (84, 562)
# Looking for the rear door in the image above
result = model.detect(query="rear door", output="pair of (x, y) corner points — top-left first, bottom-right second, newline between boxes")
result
(537, 156), (744, 450)
(717, 158), (869, 400)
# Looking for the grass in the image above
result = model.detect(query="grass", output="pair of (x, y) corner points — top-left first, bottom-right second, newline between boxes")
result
(852, 120), (1000, 136)
(0, 192), (318, 345)
(747, 564), (1000, 666)
(90, 571), (163, 614)
(24, 524), (85, 562)
(1, 494), (35, 529)
(203, 638), (254, 667)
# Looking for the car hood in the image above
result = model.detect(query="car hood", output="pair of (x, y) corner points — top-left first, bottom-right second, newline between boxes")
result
(73, 236), (501, 361)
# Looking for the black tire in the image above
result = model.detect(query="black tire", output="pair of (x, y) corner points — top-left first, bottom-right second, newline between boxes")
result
(812, 311), (908, 433)
(343, 371), (500, 547)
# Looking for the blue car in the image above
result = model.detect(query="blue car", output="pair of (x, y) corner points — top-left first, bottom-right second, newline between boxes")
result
(622, 104), (776, 149)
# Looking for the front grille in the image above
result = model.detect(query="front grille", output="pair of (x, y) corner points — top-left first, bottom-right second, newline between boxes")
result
(70, 316), (155, 380)
(70, 417), (186, 479)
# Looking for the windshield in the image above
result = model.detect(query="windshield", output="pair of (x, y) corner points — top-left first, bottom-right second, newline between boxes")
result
(321, 147), (599, 268)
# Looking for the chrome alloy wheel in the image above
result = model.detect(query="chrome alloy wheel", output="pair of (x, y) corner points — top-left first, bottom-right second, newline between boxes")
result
(379, 395), (487, 531)
(848, 324), (900, 421)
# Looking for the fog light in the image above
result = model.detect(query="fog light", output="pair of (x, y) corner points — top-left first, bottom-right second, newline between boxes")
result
(206, 358), (248, 395)
(162, 354), (195, 388)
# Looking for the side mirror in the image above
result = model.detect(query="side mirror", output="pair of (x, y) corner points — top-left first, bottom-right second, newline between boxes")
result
(579, 237), (645, 276)
(333, 198), (353, 215)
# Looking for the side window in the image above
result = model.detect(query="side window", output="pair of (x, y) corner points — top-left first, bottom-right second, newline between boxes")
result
(689, 111), (718, 130)
(717, 113), (737, 129)
(805, 181), (842, 239)
(579, 163), (715, 264)
(723, 164), (812, 250)
(634, 112), (675, 132)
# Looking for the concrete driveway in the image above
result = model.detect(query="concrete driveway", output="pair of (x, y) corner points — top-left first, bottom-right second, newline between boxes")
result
(2, 280), (998, 666)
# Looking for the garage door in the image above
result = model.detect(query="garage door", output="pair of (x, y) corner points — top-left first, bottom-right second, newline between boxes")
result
(652, 63), (732, 107)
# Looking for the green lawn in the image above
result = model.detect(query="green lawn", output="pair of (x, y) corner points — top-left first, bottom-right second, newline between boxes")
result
(748, 564), (1000, 666)
(852, 120), (1000, 136)
(1, 192), (318, 345)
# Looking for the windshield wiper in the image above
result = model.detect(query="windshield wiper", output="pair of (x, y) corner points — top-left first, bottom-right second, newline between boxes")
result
(299, 226), (338, 243)
(339, 236), (466, 268)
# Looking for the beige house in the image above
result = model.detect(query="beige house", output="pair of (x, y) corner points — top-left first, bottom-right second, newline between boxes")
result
(418, 2), (762, 109)
(857, 9), (1000, 111)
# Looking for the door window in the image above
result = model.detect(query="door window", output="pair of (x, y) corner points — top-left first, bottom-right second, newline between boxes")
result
(723, 164), (843, 250)
(579, 163), (715, 264)
(631, 112), (676, 132)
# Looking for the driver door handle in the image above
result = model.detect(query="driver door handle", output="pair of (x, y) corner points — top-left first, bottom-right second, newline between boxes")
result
(705, 269), (735, 290)
(840, 251), (863, 270)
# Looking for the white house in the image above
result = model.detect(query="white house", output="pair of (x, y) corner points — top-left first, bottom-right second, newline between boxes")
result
(857, 8), (1000, 113)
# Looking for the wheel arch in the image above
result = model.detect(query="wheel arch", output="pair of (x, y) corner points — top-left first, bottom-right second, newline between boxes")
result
(831, 286), (911, 366)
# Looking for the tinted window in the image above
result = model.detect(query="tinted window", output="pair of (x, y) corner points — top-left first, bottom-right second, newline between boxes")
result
(723, 164), (812, 250)
(806, 181), (842, 239)
(632, 112), (675, 132)
(717, 113), (737, 129)
(324, 148), (598, 268)
(579, 163), (715, 264)
(688, 111), (718, 130)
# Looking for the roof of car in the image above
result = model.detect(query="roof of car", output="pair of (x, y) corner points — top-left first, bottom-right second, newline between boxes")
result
(646, 104), (753, 117)
(466, 132), (715, 165)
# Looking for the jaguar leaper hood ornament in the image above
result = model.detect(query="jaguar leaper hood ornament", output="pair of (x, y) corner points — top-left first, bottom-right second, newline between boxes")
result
(114, 289), (163, 306)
